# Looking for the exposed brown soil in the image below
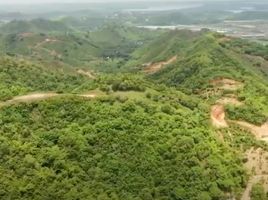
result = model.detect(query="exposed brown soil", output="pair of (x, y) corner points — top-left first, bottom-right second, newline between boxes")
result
(209, 77), (268, 198)
(7, 93), (59, 103)
(79, 94), (97, 98)
(18, 32), (34, 39)
(241, 175), (268, 200)
(143, 56), (177, 74)
(77, 69), (96, 79)
(210, 78), (243, 128)
(211, 104), (228, 128)
(0, 92), (99, 107)
(34, 38), (60, 48)
(211, 78), (243, 91)
(216, 97), (243, 106)
(241, 148), (268, 200)
(245, 148), (268, 175)
(218, 36), (232, 43)
(50, 50), (62, 59)
(233, 121), (268, 141)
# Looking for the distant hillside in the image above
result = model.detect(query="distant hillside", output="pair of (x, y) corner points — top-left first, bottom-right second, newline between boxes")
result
(0, 19), (71, 34)
(143, 31), (268, 125)
(0, 22), (160, 71)
(229, 11), (268, 20)
(125, 29), (203, 69)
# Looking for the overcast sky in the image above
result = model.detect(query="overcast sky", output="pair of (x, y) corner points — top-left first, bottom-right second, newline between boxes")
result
(0, 0), (245, 4)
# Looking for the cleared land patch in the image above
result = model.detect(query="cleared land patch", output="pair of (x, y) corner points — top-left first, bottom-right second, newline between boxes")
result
(211, 78), (243, 91)
(211, 104), (228, 128)
(143, 56), (177, 74)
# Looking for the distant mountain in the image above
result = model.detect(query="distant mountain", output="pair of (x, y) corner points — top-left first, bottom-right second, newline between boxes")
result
(0, 19), (71, 34)
(0, 22), (159, 69)
(229, 11), (268, 20)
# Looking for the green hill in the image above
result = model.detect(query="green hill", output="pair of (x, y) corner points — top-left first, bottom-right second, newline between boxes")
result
(0, 19), (71, 34)
(0, 61), (247, 199)
(1, 24), (268, 200)
(146, 32), (268, 125)
(0, 22), (160, 71)
(0, 57), (95, 101)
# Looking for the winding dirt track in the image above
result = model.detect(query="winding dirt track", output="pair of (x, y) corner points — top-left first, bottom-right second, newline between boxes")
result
(0, 92), (98, 107)
(77, 69), (96, 79)
(7, 93), (59, 103)
(210, 78), (243, 129)
(143, 56), (177, 74)
(211, 78), (244, 91)
(241, 175), (268, 200)
(233, 121), (268, 141)
(216, 97), (243, 106)
(209, 78), (268, 199)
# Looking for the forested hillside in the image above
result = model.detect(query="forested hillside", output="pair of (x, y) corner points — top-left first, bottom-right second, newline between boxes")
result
(0, 72), (247, 200)
(0, 19), (268, 200)
(0, 21), (159, 71)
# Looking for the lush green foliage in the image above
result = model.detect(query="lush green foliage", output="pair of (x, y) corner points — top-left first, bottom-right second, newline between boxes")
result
(0, 57), (94, 100)
(1, 21), (268, 200)
(0, 95), (246, 200)
(250, 183), (268, 200)
(145, 33), (268, 125)
(0, 22), (160, 72)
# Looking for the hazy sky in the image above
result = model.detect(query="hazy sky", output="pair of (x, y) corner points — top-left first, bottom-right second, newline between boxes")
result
(0, 0), (241, 4)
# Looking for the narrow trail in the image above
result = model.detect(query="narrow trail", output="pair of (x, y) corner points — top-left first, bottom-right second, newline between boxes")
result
(8, 93), (59, 103)
(210, 78), (244, 91)
(237, 122), (268, 200)
(77, 69), (96, 79)
(34, 38), (60, 48)
(209, 78), (268, 199)
(232, 121), (268, 141)
(0, 92), (98, 108)
(216, 97), (243, 106)
(241, 175), (268, 200)
(143, 56), (177, 74)
(210, 78), (243, 129)
(241, 148), (268, 200)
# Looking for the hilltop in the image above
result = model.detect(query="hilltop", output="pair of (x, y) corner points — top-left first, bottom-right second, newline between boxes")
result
(0, 21), (268, 199)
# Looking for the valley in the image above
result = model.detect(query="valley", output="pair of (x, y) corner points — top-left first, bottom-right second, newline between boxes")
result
(0, 1), (268, 200)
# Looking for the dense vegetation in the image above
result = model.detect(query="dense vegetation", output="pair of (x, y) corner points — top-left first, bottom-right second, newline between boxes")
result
(0, 21), (160, 71)
(0, 18), (268, 200)
(144, 32), (268, 125)
(0, 92), (247, 200)
(0, 57), (95, 100)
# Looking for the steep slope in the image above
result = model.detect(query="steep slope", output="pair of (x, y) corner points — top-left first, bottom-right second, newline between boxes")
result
(1, 27), (268, 199)
(125, 29), (203, 70)
(0, 57), (95, 101)
(137, 31), (268, 198)
(148, 32), (268, 125)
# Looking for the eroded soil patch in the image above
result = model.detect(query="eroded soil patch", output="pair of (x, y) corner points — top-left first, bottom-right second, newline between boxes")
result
(233, 121), (268, 141)
(211, 104), (228, 128)
(77, 69), (96, 79)
(216, 97), (243, 106)
(143, 56), (177, 74)
(211, 78), (243, 91)
(241, 148), (268, 200)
